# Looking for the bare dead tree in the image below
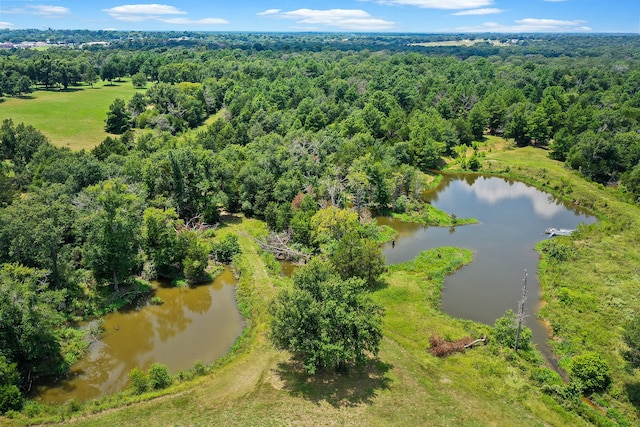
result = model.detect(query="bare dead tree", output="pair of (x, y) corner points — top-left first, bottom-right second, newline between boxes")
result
(514, 269), (528, 352)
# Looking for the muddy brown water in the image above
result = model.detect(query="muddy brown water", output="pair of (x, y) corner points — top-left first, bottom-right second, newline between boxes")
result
(379, 174), (596, 362)
(34, 267), (244, 404)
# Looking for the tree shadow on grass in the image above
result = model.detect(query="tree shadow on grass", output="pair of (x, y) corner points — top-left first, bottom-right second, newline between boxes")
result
(216, 213), (242, 229)
(624, 381), (640, 407)
(273, 358), (393, 408)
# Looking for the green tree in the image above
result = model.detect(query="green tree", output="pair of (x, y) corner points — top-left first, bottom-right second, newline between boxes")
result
(131, 72), (147, 88)
(142, 207), (182, 278)
(105, 98), (132, 134)
(0, 184), (75, 288)
(329, 231), (385, 288)
(0, 264), (66, 388)
(505, 103), (531, 147)
(269, 259), (384, 374)
(82, 179), (142, 292)
(180, 232), (210, 284)
(310, 206), (359, 245)
(468, 104), (487, 141)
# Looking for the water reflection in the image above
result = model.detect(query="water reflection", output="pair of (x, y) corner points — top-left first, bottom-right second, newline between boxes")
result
(382, 174), (596, 361)
(34, 267), (244, 404)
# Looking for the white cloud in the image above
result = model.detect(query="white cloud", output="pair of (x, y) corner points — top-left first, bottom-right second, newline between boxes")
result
(453, 8), (503, 16)
(0, 21), (14, 29)
(456, 18), (591, 32)
(4, 5), (70, 17)
(104, 4), (187, 18)
(256, 9), (281, 16)
(378, 0), (493, 9)
(103, 3), (227, 26)
(30, 5), (71, 16)
(260, 8), (395, 31)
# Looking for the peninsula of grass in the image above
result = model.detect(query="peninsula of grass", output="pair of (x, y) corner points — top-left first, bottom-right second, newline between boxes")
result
(391, 202), (478, 227)
(0, 80), (140, 150)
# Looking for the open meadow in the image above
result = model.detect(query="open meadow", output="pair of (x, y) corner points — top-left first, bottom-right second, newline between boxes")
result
(0, 81), (139, 150)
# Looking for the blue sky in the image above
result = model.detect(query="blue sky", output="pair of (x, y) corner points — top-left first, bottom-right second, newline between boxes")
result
(0, 1), (638, 33)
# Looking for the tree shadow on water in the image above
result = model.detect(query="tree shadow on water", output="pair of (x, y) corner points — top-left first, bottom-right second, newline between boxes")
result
(273, 358), (393, 408)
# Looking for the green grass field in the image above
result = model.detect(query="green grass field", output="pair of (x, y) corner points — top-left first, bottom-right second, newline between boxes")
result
(0, 81), (140, 150)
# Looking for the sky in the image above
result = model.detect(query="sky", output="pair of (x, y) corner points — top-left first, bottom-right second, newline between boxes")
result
(0, 0), (638, 33)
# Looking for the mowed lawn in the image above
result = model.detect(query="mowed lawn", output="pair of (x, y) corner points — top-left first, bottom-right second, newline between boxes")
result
(0, 80), (140, 150)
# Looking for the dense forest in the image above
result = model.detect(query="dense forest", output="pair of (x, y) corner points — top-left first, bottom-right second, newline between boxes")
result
(2, 31), (640, 424)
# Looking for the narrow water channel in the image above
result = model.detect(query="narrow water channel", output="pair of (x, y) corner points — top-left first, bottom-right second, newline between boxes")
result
(34, 267), (244, 404)
(379, 174), (596, 360)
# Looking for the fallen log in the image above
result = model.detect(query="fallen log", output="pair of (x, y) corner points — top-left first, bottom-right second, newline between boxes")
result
(429, 334), (487, 357)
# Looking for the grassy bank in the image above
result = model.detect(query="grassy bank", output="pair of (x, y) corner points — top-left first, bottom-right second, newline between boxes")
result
(476, 140), (640, 423)
(5, 214), (589, 426)
(0, 81), (139, 150)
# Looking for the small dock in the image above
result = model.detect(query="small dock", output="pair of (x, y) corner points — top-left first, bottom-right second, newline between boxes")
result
(545, 228), (574, 237)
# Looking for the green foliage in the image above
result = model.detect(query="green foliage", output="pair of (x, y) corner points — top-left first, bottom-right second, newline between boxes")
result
(142, 207), (182, 279)
(104, 98), (132, 134)
(269, 258), (384, 374)
(81, 179), (143, 292)
(0, 385), (23, 414)
(328, 231), (385, 288)
(148, 363), (172, 390)
(0, 263), (68, 399)
(492, 309), (532, 352)
(310, 206), (359, 245)
(181, 233), (210, 284)
(131, 72), (147, 88)
(211, 234), (241, 264)
(128, 367), (148, 395)
(568, 352), (612, 394)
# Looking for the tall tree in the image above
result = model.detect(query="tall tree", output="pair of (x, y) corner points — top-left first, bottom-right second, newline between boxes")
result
(105, 98), (132, 134)
(81, 179), (142, 292)
(269, 259), (384, 374)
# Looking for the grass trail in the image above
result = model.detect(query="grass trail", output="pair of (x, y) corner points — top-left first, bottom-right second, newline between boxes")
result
(54, 219), (583, 427)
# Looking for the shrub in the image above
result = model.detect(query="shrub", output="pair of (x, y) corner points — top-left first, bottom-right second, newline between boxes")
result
(569, 352), (612, 394)
(148, 363), (172, 390)
(0, 385), (23, 414)
(492, 309), (532, 351)
(128, 367), (148, 394)
(212, 234), (241, 263)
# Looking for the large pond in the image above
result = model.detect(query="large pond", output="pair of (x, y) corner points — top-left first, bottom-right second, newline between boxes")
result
(379, 174), (596, 359)
(34, 267), (244, 404)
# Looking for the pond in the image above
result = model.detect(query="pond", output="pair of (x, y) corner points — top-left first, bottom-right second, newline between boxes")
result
(34, 267), (244, 404)
(379, 174), (596, 360)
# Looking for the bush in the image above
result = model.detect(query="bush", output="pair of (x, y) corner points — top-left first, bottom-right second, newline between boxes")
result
(0, 385), (23, 414)
(128, 367), (149, 394)
(569, 352), (612, 394)
(492, 309), (532, 351)
(148, 363), (172, 390)
(212, 234), (241, 263)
